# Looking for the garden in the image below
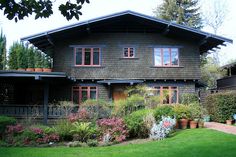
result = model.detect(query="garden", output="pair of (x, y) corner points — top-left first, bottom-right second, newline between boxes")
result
(1, 86), (236, 157)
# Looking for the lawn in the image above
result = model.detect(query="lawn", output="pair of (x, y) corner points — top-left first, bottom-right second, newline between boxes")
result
(1, 129), (236, 157)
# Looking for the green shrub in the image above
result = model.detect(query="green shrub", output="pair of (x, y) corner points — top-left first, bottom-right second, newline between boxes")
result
(54, 119), (73, 141)
(80, 99), (112, 119)
(188, 102), (206, 120)
(173, 104), (191, 119)
(0, 116), (16, 136)
(124, 109), (153, 138)
(70, 122), (97, 142)
(181, 93), (199, 105)
(113, 94), (145, 117)
(153, 105), (175, 122)
(205, 92), (236, 123)
(87, 139), (98, 147)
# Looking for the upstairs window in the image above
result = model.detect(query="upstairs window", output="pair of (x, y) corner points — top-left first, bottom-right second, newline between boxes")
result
(75, 48), (100, 66)
(154, 48), (179, 66)
(123, 47), (135, 58)
(72, 86), (98, 104)
(151, 86), (178, 104)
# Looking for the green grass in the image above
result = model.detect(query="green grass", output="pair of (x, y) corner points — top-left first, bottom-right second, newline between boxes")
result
(1, 129), (236, 157)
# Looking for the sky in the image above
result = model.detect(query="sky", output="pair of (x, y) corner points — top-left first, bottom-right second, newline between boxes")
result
(0, 0), (235, 65)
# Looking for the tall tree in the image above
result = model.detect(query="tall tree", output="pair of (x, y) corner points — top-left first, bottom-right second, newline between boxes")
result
(0, 0), (90, 22)
(154, 0), (203, 29)
(0, 30), (7, 70)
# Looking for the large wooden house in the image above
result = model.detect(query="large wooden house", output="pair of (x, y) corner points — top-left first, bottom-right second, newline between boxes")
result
(0, 11), (232, 123)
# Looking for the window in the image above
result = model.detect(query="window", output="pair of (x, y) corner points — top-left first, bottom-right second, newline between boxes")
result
(123, 47), (135, 58)
(72, 86), (98, 104)
(154, 48), (179, 66)
(151, 86), (178, 104)
(75, 48), (100, 66)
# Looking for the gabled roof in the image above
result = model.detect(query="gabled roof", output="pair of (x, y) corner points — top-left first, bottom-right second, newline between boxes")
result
(21, 10), (233, 54)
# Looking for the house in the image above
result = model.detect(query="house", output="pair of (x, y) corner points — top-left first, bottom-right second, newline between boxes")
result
(0, 11), (232, 123)
(217, 62), (236, 90)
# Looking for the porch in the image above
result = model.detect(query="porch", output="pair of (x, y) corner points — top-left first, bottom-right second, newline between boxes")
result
(0, 70), (76, 124)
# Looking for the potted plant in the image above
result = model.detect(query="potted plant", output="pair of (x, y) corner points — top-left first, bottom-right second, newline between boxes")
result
(34, 52), (43, 72)
(43, 55), (52, 72)
(198, 119), (204, 128)
(226, 115), (233, 125)
(173, 105), (190, 129)
(26, 47), (35, 72)
(189, 103), (201, 129)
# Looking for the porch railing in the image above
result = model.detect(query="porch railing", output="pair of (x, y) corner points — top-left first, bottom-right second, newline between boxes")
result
(0, 104), (78, 118)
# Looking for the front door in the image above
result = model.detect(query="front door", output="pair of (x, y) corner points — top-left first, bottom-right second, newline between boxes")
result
(112, 85), (127, 102)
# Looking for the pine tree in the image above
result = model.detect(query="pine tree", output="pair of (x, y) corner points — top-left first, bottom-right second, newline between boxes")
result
(154, 0), (203, 29)
(0, 30), (7, 70)
(8, 42), (19, 70)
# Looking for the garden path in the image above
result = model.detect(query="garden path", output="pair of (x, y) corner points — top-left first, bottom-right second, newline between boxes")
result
(204, 122), (236, 135)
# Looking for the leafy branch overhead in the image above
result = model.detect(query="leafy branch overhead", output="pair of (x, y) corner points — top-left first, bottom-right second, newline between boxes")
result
(0, 0), (90, 22)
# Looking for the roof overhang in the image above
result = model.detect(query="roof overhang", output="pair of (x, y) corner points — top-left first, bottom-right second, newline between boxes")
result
(0, 70), (76, 81)
(97, 79), (143, 85)
(21, 10), (233, 54)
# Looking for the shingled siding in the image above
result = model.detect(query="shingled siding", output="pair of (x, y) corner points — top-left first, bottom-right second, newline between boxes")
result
(53, 33), (200, 80)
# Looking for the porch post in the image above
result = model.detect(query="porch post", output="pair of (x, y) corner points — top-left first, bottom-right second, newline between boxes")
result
(43, 83), (49, 125)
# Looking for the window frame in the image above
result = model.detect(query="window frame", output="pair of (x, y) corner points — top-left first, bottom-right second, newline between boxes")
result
(154, 48), (179, 67)
(151, 86), (178, 104)
(123, 47), (135, 58)
(72, 86), (98, 104)
(74, 47), (101, 66)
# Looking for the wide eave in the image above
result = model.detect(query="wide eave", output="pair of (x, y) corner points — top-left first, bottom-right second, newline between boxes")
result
(21, 10), (233, 54)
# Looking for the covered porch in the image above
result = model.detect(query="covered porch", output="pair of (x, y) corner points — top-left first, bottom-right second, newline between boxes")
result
(0, 70), (76, 124)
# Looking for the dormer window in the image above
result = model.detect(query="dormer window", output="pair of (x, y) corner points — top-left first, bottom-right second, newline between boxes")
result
(74, 47), (100, 66)
(154, 48), (179, 66)
(123, 47), (135, 58)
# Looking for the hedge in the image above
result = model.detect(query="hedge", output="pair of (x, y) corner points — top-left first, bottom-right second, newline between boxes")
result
(205, 92), (236, 123)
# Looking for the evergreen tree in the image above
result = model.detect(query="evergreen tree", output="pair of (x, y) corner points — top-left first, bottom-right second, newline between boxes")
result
(0, 30), (7, 70)
(154, 0), (203, 29)
(8, 42), (19, 69)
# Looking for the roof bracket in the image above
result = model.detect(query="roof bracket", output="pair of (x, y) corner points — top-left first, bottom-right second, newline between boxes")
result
(162, 22), (171, 35)
(199, 35), (211, 46)
(46, 33), (54, 46)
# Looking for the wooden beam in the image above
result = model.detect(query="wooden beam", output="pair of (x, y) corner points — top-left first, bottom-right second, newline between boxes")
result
(43, 83), (49, 125)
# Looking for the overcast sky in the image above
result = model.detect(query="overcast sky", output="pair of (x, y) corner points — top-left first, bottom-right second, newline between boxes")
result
(0, 0), (235, 65)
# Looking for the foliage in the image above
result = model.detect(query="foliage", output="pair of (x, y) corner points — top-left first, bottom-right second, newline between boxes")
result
(205, 92), (236, 122)
(70, 122), (97, 142)
(80, 99), (112, 119)
(200, 56), (224, 89)
(143, 113), (156, 131)
(27, 46), (36, 68)
(124, 109), (153, 138)
(149, 116), (176, 140)
(173, 104), (191, 119)
(0, 116), (16, 137)
(87, 139), (98, 147)
(54, 119), (73, 141)
(97, 118), (128, 143)
(180, 93), (199, 105)
(188, 102), (205, 120)
(113, 94), (145, 117)
(8, 42), (52, 69)
(154, 0), (202, 29)
(153, 105), (175, 122)
(0, 30), (7, 70)
(0, 0), (90, 22)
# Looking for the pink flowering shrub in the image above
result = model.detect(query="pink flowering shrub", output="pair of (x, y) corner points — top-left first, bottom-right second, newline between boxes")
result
(31, 128), (44, 135)
(6, 124), (24, 135)
(68, 108), (90, 122)
(97, 118), (128, 143)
